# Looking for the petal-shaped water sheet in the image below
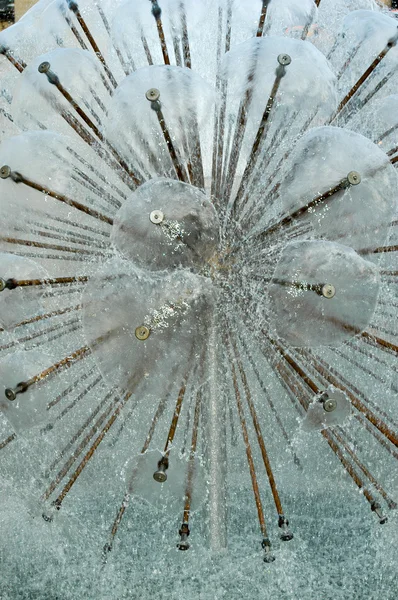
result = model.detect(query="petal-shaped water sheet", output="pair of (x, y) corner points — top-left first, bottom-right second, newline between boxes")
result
(0, 130), (113, 254)
(82, 258), (215, 393)
(351, 94), (398, 152)
(221, 35), (337, 217)
(11, 47), (111, 134)
(104, 64), (215, 181)
(0, 350), (54, 433)
(271, 126), (397, 255)
(267, 240), (380, 347)
(267, 0), (318, 38)
(0, 254), (47, 330)
(111, 178), (219, 271)
(111, 0), (216, 80)
(123, 450), (205, 514)
(331, 10), (398, 97)
(302, 387), (351, 432)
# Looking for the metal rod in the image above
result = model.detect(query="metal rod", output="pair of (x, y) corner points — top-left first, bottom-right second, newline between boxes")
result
(1, 276), (88, 289)
(266, 338), (388, 522)
(51, 388), (137, 511)
(42, 390), (117, 502)
(0, 167), (113, 225)
(334, 427), (397, 509)
(177, 386), (202, 551)
(153, 372), (189, 482)
(0, 236), (108, 257)
(150, 1), (171, 65)
(147, 91), (189, 183)
(255, 171), (361, 242)
(331, 29), (398, 121)
(38, 63), (141, 187)
(103, 373), (178, 558)
(179, 1), (191, 68)
(0, 433), (16, 450)
(257, 0), (270, 37)
(4, 344), (91, 402)
(0, 47), (26, 72)
(231, 334), (293, 540)
(67, 0), (118, 89)
(299, 349), (398, 448)
(226, 334), (275, 562)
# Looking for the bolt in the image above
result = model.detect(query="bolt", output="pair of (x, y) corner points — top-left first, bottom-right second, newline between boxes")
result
(321, 284), (335, 299)
(0, 165), (11, 179)
(145, 88), (160, 102)
(323, 398), (337, 413)
(135, 326), (150, 341)
(38, 61), (51, 74)
(5, 388), (17, 401)
(153, 458), (168, 483)
(149, 210), (164, 224)
(278, 53), (292, 66)
(347, 171), (361, 186)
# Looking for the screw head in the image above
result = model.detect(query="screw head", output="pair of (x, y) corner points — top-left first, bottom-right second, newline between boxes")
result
(149, 210), (164, 224)
(347, 171), (361, 186)
(280, 530), (294, 542)
(145, 88), (160, 102)
(38, 61), (51, 74)
(153, 469), (167, 483)
(5, 388), (16, 401)
(321, 284), (335, 299)
(323, 398), (338, 413)
(177, 539), (190, 551)
(0, 278), (6, 292)
(278, 53), (292, 66)
(0, 165), (11, 179)
(135, 326), (150, 341)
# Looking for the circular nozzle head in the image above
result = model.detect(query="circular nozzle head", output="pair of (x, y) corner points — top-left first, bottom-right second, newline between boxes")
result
(135, 325), (150, 341)
(0, 278), (6, 292)
(149, 210), (164, 224)
(146, 88), (160, 102)
(323, 397), (337, 413)
(321, 283), (335, 299)
(177, 539), (190, 551)
(278, 53), (292, 66)
(0, 165), (11, 179)
(38, 61), (51, 74)
(280, 529), (294, 542)
(153, 468), (168, 483)
(347, 171), (361, 186)
(5, 388), (17, 401)
(263, 551), (276, 563)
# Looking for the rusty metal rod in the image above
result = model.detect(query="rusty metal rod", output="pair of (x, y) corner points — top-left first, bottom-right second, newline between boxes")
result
(231, 334), (293, 540)
(51, 388), (136, 511)
(226, 335), (274, 561)
(38, 63), (142, 187)
(150, 1), (171, 65)
(334, 427), (397, 509)
(148, 96), (189, 183)
(331, 29), (398, 120)
(1, 168), (113, 225)
(0, 47), (26, 72)
(67, 0), (118, 88)
(177, 386), (202, 551)
(257, 0), (270, 37)
(0, 433), (16, 450)
(0, 236), (108, 257)
(255, 171), (359, 242)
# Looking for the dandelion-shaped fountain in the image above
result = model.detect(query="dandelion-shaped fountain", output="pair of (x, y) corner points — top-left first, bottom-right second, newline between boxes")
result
(0, 0), (397, 596)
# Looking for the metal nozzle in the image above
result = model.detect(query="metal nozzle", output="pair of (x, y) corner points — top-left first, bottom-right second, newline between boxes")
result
(153, 457), (168, 483)
(261, 538), (276, 563)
